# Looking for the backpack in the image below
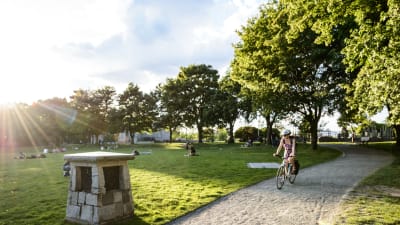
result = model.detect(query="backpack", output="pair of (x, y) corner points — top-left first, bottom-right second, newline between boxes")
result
(293, 160), (300, 175)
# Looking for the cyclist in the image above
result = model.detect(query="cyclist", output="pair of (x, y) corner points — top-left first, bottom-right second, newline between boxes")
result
(273, 129), (296, 174)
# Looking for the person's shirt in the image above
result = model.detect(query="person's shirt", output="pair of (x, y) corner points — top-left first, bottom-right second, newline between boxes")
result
(282, 137), (295, 158)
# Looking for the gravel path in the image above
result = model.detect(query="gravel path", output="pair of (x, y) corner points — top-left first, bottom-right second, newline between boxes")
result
(168, 145), (394, 225)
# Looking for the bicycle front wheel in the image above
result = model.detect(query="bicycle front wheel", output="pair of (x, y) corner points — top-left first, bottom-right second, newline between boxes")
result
(276, 166), (285, 189)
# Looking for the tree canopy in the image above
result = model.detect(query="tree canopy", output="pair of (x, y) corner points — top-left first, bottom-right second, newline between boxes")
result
(231, 1), (348, 149)
(286, 0), (400, 146)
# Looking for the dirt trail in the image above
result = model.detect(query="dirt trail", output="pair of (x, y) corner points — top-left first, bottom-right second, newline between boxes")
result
(168, 145), (394, 225)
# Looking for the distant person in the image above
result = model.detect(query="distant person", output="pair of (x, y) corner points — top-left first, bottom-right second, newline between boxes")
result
(273, 129), (296, 173)
(63, 161), (71, 177)
(271, 132), (277, 147)
(190, 145), (197, 156)
(132, 150), (140, 156)
(19, 152), (26, 159)
(185, 143), (199, 156)
(243, 138), (252, 147)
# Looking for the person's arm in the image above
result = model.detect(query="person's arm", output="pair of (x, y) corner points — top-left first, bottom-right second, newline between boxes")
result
(274, 138), (283, 156)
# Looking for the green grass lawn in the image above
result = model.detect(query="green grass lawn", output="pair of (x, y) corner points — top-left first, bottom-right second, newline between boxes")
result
(0, 143), (341, 225)
(334, 142), (400, 225)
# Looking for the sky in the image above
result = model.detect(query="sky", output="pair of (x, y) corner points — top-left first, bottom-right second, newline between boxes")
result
(0, 0), (263, 104)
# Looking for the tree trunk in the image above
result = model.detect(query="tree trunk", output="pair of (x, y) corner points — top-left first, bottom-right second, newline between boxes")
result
(227, 122), (235, 144)
(394, 124), (400, 152)
(310, 121), (318, 150)
(130, 130), (135, 144)
(266, 118), (273, 145)
(197, 126), (203, 143)
(169, 127), (173, 143)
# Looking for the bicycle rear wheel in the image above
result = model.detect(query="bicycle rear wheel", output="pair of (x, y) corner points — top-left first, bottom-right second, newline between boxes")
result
(276, 166), (285, 189)
(288, 164), (296, 184)
(288, 173), (296, 184)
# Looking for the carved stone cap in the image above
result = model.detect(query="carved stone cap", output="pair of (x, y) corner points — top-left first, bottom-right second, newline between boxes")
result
(64, 151), (135, 163)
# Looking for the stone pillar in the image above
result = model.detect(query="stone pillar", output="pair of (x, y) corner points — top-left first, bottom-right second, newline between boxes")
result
(64, 152), (135, 225)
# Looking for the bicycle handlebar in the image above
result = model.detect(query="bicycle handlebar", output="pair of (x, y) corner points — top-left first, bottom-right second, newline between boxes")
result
(273, 154), (282, 159)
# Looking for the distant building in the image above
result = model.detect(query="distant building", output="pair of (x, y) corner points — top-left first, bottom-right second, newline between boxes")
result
(361, 124), (394, 140)
(117, 130), (170, 144)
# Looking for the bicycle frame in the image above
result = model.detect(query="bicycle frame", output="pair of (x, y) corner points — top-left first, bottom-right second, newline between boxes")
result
(281, 159), (292, 176)
(275, 155), (297, 189)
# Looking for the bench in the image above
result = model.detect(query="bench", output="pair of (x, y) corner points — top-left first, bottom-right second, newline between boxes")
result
(360, 136), (370, 144)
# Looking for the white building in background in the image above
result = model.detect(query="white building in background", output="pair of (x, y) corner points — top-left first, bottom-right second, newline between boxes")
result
(117, 130), (170, 144)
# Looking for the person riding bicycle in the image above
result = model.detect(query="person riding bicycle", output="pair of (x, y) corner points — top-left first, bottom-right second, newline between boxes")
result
(273, 129), (296, 174)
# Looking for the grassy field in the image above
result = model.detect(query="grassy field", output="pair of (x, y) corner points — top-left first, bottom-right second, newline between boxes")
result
(0, 142), (341, 225)
(334, 142), (400, 225)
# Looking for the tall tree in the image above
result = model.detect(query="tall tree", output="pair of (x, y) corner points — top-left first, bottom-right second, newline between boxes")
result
(174, 64), (220, 143)
(252, 89), (288, 145)
(155, 80), (184, 142)
(69, 89), (103, 143)
(294, 0), (400, 148)
(93, 86), (116, 124)
(92, 86), (116, 133)
(231, 1), (348, 149)
(216, 74), (246, 143)
(24, 98), (73, 146)
(118, 83), (156, 144)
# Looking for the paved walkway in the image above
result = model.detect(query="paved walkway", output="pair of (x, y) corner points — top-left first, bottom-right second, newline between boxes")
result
(168, 145), (394, 225)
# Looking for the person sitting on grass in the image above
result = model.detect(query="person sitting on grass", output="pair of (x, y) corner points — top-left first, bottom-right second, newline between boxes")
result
(190, 144), (197, 156)
(185, 143), (199, 156)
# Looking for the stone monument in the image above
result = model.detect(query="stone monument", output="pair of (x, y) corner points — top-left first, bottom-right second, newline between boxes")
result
(64, 151), (135, 225)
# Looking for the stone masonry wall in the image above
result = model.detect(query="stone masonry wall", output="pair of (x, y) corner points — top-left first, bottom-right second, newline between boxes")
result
(65, 161), (133, 225)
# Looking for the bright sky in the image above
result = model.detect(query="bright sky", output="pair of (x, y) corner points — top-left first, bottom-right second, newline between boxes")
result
(0, 0), (263, 104)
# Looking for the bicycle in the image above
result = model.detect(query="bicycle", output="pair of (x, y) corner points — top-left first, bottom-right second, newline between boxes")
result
(274, 154), (297, 190)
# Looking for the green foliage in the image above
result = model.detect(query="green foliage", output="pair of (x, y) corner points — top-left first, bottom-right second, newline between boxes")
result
(231, 1), (348, 149)
(216, 128), (228, 142)
(304, 0), (400, 145)
(118, 83), (157, 143)
(234, 126), (259, 141)
(154, 79), (184, 142)
(164, 64), (220, 143)
(0, 99), (79, 147)
(217, 74), (251, 143)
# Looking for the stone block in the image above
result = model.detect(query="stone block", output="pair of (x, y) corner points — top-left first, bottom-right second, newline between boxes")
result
(71, 167), (77, 190)
(120, 166), (131, 189)
(92, 187), (106, 195)
(92, 175), (99, 188)
(123, 202), (133, 216)
(122, 191), (131, 204)
(66, 205), (81, 219)
(78, 192), (86, 205)
(102, 192), (114, 205)
(113, 202), (123, 218)
(86, 193), (100, 206)
(80, 205), (93, 224)
(99, 204), (115, 221)
(113, 191), (122, 203)
(93, 206), (100, 224)
(92, 166), (99, 176)
(70, 191), (79, 205)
